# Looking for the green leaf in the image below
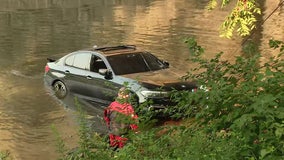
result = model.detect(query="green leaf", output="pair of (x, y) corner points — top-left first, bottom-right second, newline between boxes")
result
(274, 123), (284, 138)
(260, 146), (275, 159)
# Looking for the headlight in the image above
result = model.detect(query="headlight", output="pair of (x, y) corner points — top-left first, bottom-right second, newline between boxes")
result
(140, 90), (169, 98)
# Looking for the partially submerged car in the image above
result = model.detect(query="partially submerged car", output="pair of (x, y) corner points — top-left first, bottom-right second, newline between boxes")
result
(44, 45), (197, 110)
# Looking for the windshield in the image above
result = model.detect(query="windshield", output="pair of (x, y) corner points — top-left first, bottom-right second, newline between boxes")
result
(107, 52), (167, 75)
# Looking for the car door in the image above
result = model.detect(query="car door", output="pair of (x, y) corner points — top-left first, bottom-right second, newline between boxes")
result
(86, 54), (123, 104)
(63, 51), (94, 98)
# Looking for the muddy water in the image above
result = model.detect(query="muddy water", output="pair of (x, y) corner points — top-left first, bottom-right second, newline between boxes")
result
(0, 0), (283, 159)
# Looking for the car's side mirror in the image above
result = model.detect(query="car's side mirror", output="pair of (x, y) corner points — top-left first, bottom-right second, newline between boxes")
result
(105, 70), (113, 80)
(164, 61), (169, 66)
(99, 69), (113, 80)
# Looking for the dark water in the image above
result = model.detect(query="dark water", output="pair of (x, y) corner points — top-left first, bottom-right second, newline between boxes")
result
(0, 0), (282, 159)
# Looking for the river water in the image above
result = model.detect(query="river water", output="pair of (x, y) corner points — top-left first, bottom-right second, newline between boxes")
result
(0, 0), (283, 159)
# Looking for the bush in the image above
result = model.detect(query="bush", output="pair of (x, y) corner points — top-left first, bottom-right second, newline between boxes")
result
(53, 99), (112, 160)
(166, 37), (284, 159)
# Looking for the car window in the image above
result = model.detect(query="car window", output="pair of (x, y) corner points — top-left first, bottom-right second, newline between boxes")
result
(65, 53), (92, 70)
(90, 55), (107, 72)
(107, 52), (165, 75)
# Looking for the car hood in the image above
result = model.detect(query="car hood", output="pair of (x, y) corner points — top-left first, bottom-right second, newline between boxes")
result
(121, 68), (197, 90)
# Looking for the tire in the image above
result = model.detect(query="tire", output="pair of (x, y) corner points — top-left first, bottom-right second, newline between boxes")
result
(52, 80), (67, 99)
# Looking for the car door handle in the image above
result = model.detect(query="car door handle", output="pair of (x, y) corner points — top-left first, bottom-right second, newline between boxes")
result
(86, 76), (92, 80)
(65, 70), (70, 73)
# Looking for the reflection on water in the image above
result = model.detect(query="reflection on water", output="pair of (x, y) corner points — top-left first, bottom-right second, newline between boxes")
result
(0, 71), (79, 159)
(0, 0), (283, 159)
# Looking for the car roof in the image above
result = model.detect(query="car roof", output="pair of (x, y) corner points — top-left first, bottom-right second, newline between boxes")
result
(85, 45), (144, 57)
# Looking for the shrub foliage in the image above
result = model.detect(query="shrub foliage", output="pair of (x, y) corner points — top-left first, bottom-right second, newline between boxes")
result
(168, 37), (284, 159)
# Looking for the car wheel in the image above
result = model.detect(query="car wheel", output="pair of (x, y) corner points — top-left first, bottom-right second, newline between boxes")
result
(52, 80), (67, 99)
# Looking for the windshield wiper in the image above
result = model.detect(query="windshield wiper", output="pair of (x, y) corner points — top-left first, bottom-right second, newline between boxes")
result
(140, 53), (152, 71)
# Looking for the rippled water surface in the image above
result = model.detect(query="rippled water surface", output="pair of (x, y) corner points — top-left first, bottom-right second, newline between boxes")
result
(0, 0), (283, 159)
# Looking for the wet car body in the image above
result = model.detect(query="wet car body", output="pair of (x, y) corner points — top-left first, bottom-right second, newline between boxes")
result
(44, 45), (197, 109)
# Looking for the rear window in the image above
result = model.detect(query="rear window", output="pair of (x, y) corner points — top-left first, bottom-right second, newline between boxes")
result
(65, 53), (91, 70)
(107, 52), (166, 75)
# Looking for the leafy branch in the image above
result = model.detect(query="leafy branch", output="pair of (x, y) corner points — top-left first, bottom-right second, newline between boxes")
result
(207, 0), (261, 38)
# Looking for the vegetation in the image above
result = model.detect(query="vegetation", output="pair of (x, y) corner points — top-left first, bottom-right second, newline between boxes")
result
(54, 39), (284, 160)
(207, 0), (262, 38)
(166, 37), (284, 159)
(0, 151), (11, 160)
(52, 99), (112, 160)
